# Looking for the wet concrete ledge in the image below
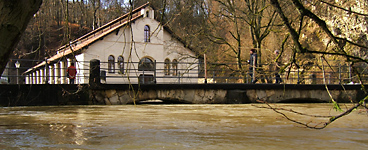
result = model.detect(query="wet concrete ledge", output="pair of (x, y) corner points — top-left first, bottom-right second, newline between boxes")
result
(1, 84), (366, 106)
(92, 83), (365, 91)
(91, 84), (367, 104)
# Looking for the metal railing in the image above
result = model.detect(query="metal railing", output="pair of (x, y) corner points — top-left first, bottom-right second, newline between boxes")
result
(3, 59), (368, 84)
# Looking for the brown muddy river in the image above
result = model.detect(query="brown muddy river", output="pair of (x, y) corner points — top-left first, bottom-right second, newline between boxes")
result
(0, 104), (367, 149)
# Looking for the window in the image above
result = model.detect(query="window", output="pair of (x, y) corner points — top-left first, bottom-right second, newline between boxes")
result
(172, 59), (178, 76)
(118, 56), (124, 74)
(164, 58), (170, 75)
(138, 57), (155, 71)
(144, 25), (150, 42)
(108, 55), (115, 73)
(146, 11), (149, 18)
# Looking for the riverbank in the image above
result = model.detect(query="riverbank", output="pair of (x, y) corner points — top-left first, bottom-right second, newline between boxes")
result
(0, 84), (90, 106)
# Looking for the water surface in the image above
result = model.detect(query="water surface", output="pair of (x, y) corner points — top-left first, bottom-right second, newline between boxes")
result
(0, 104), (367, 149)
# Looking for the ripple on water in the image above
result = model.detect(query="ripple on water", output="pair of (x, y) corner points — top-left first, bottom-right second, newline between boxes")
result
(0, 104), (367, 149)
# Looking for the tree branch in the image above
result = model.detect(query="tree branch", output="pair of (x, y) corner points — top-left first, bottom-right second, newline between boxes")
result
(269, 0), (306, 53)
(319, 0), (368, 17)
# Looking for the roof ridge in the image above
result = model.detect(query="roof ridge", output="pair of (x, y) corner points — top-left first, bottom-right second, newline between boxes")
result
(24, 5), (148, 73)
(56, 2), (150, 52)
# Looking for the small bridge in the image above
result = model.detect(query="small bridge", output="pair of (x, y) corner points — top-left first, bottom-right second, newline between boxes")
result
(0, 83), (366, 106)
(2, 59), (367, 106)
(91, 84), (366, 105)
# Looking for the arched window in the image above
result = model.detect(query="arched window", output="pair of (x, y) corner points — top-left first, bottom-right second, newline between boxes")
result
(144, 25), (150, 42)
(146, 11), (150, 18)
(138, 57), (155, 71)
(164, 58), (170, 75)
(118, 56), (124, 74)
(172, 59), (178, 76)
(108, 55), (115, 73)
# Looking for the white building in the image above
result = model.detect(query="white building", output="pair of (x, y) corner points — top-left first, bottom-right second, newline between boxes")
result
(24, 3), (203, 84)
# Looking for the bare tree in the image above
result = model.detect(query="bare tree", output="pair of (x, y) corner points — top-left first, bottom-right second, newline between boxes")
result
(91, 0), (101, 30)
(267, 0), (368, 129)
(204, 0), (249, 79)
(202, 0), (281, 82)
(0, 0), (43, 75)
(242, 0), (279, 64)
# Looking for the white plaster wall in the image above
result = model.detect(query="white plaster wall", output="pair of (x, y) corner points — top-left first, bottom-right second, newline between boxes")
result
(75, 13), (199, 84)
(75, 53), (86, 84)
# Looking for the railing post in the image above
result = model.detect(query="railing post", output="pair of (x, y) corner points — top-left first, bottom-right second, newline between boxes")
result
(252, 55), (256, 83)
(89, 59), (101, 87)
(297, 63), (300, 84)
(178, 71), (181, 84)
(204, 54), (207, 84)
(349, 64), (352, 83)
(339, 64), (341, 84)
(154, 60), (156, 83)
(45, 58), (49, 84)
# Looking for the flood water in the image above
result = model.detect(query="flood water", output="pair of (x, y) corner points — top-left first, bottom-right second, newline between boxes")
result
(0, 104), (367, 149)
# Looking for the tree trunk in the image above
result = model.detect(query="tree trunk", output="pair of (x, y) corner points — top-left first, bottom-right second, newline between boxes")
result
(0, 0), (42, 75)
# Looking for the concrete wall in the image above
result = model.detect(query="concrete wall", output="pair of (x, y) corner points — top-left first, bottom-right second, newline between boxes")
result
(1, 84), (365, 106)
(90, 84), (366, 104)
(0, 84), (91, 106)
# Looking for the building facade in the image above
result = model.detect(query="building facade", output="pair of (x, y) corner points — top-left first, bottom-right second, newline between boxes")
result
(24, 3), (201, 84)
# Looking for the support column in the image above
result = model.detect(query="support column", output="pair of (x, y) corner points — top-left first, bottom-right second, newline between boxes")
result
(77, 61), (84, 84)
(40, 69), (44, 84)
(67, 58), (72, 67)
(36, 70), (40, 84)
(44, 66), (49, 84)
(50, 65), (55, 84)
(55, 63), (60, 84)
(27, 74), (30, 84)
(67, 59), (72, 84)
(60, 60), (66, 84)
(28, 74), (31, 84)
(31, 73), (34, 84)
(32, 72), (35, 84)
(25, 74), (29, 84)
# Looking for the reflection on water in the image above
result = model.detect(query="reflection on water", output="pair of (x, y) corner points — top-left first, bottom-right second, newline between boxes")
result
(0, 104), (367, 149)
